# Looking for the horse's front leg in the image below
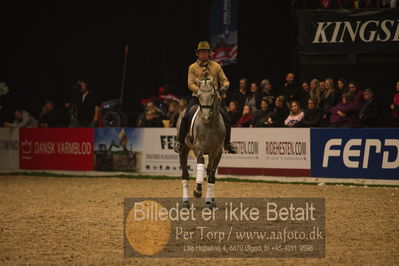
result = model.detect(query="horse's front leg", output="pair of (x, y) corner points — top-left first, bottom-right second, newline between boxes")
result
(205, 149), (223, 209)
(193, 153), (205, 198)
(179, 144), (190, 208)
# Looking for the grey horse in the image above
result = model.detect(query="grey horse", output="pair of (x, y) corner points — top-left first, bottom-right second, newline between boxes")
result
(176, 79), (225, 209)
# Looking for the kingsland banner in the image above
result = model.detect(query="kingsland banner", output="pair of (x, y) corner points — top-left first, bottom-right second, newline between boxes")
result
(296, 9), (399, 55)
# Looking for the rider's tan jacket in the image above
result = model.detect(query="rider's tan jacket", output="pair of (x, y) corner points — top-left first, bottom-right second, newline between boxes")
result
(188, 60), (229, 97)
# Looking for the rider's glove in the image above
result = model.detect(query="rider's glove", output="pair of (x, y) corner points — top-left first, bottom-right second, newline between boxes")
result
(220, 86), (229, 94)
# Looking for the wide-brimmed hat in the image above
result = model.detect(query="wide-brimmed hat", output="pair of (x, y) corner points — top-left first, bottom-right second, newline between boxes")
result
(196, 41), (212, 51)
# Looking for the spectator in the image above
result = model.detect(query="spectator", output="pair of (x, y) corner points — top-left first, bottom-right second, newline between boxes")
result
(359, 0), (378, 8)
(266, 96), (289, 127)
(309, 79), (321, 104)
(259, 79), (275, 102)
(319, 0), (338, 8)
(166, 101), (179, 128)
(284, 101), (304, 127)
(231, 78), (249, 111)
(245, 82), (260, 114)
(359, 88), (379, 128)
(74, 80), (101, 127)
(141, 109), (164, 127)
(235, 105), (254, 127)
(3, 108), (38, 128)
(38, 100), (68, 127)
(157, 85), (180, 115)
(228, 100), (241, 125)
(390, 80), (399, 127)
(329, 93), (360, 128)
(264, 95), (276, 110)
(250, 99), (272, 127)
(178, 99), (187, 114)
(136, 101), (164, 127)
(325, 78), (337, 103)
(320, 79), (335, 126)
(336, 78), (348, 105)
(294, 98), (324, 127)
(299, 81), (310, 109)
(280, 73), (299, 103)
(348, 80), (364, 105)
(64, 80), (82, 127)
(327, 77), (345, 107)
(319, 80), (325, 92)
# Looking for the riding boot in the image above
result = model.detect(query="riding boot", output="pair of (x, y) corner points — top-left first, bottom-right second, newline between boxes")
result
(174, 117), (189, 153)
(224, 124), (237, 154)
(175, 96), (199, 153)
(220, 104), (237, 154)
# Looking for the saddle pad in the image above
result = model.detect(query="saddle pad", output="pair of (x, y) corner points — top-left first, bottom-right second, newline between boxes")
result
(189, 106), (200, 139)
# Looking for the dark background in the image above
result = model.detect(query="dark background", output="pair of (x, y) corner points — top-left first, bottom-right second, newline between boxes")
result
(1, 1), (397, 126)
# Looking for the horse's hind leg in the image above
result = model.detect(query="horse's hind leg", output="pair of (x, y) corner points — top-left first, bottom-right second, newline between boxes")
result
(179, 145), (190, 208)
(205, 150), (222, 208)
(193, 154), (205, 198)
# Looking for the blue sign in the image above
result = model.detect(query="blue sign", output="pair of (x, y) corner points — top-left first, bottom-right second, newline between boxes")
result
(311, 129), (399, 179)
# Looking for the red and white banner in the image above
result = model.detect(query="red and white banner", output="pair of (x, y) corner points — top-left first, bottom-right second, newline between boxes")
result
(212, 44), (238, 66)
(210, 0), (238, 66)
(20, 128), (94, 171)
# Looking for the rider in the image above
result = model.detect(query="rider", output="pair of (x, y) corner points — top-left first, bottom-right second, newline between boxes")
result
(174, 41), (237, 154)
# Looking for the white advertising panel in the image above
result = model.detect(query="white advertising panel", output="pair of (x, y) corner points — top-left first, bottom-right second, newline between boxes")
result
(140, 128), (196, 174)
(0, 128), (19, 169)
(218, 128), (311, 176)
(261, 128), (310, 169)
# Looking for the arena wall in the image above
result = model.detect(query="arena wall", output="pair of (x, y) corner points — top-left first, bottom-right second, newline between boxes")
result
(0, 128), (19, 169)
(1, 128), (398, 182)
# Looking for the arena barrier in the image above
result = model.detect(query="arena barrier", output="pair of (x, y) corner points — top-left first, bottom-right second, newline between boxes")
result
(0, 128), (19, 170)
(0, 128), (398, 181)
(311, 128), (399, 180)
(218, 128), (311, 177)
(19, 128), (94, 171)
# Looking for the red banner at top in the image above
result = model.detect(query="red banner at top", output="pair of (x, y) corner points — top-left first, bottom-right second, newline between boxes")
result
(20, 128), (94, 171)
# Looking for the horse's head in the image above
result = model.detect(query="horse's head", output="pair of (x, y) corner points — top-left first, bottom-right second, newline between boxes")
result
(198, 78), (216, 123)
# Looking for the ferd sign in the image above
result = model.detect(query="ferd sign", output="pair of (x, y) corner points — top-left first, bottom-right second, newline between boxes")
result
(311, 129), (399, 179)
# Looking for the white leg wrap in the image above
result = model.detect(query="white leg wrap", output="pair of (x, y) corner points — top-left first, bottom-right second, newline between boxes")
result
(182, 180), (189, 201)
(196, 163), (205, 184)
(205, 183), (215, 202)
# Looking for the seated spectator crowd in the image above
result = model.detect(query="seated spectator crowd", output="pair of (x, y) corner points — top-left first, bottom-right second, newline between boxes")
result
(294, 0), (397, 9)
(131, 74), (397, 129)
(2, 76), (399, 128)
(225, 74), (389, 128)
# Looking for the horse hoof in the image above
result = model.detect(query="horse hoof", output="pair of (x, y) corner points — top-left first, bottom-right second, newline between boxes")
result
(204, 201), (213, 209)
(206, 199), (216, 208)
(182, 201), (190, 209)
(193, 189), (202, 198)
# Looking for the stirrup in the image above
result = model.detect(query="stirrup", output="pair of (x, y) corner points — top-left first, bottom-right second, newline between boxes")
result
(224, 143), (237, 154)
(174, 142), (183, 153)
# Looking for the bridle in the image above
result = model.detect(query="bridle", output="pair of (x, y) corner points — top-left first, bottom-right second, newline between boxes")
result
(199, 100), (214, 110)
(199, 79), (216, 111)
